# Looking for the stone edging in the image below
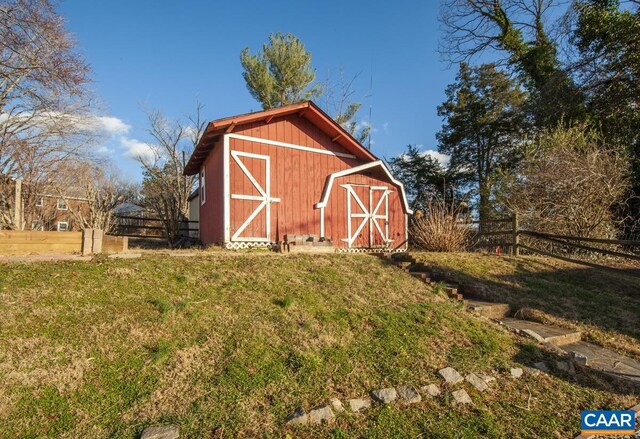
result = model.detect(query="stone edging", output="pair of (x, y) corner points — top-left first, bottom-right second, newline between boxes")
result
(284, 365), (533, 427)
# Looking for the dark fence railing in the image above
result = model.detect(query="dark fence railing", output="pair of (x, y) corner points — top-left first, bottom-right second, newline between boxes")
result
(469, 214), (640, 277)
(112, 214), (198, 239)
(467, 216), (518, 255)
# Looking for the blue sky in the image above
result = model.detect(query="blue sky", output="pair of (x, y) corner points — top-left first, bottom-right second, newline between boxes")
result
(60, 0), (454, 181)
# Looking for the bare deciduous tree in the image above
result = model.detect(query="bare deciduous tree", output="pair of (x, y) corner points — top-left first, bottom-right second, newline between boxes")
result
(440, 0), (557, 61)
(439, 0), (585, 126)
(137, 103), (206, 245)
(0, 0), (94, 229)
(500, 125), (631, 238)
(51, 159), (135, 233)
(322, 69), (371, 146)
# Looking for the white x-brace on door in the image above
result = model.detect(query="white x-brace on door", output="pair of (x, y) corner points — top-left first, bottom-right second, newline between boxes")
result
(341, 184), (392, 248)
(230, 150), (280, 241)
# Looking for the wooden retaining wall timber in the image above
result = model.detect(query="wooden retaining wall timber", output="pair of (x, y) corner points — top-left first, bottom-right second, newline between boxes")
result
(0, 229), (127, 256)
(0, 230), (82, 255)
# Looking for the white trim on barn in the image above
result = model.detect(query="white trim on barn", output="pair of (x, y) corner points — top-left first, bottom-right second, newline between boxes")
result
(315, 160), (413, 214)
(229, 150), (280, 242)
(223, 135), (230, 242)
(219, 134), (410, 248)
(405, 213), (409, 251)
(339, 184), (392, 248)
(200, 165), (206, 205)
(227, 133), (357, 160)
(370, 186), (392, 246)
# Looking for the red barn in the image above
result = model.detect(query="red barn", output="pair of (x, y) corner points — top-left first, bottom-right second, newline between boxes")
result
(184, 101), (412, 251)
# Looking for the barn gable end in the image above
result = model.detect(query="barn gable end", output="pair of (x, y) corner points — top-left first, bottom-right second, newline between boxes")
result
(231, 114), (362, 160)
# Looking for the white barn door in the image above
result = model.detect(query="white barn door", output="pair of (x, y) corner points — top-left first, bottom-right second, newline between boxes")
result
(341, 184), (392, 248)
(229, 151), (280, 242)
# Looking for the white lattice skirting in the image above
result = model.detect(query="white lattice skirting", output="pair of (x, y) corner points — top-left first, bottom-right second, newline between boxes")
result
(224, 242), (273, 250)
(337, 247), (407, 254)
(224, 242), (407, 253)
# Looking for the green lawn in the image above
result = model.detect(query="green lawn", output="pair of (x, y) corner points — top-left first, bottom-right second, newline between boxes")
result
(0, 253), (636, 438)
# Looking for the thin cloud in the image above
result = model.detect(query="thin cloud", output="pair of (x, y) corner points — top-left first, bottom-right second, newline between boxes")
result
(120, 136), (155, 162)
(422, 149), (450, 167)
(95, 116), (130, 134)
(95, 145), (113, 154)
(0, 111), (131, 137)
(398, 145), (451, 168)
(358, 120), (378, 133)
(181, 125), (199, 143)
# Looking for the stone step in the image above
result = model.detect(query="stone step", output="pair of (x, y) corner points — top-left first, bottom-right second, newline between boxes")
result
(497, 317), (582, 346)
(467, 300), (511, 319)
(444, 285), (458, 295)
(409, 273), (433, 285)
(408, 262), (428, 272)
(558, 341), (640, 386)
(391, 252), (414, 263)
(460, 284), (493, 300)
(443, 285), (464, 300)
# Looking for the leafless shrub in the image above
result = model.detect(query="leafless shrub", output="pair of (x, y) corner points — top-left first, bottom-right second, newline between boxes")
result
(411, 198), (470, 252)
(500, 124), (631, 238)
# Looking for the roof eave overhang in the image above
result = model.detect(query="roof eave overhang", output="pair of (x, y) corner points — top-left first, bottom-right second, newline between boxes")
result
(315, 160), (414, 214)
(184, 101), (377, 176)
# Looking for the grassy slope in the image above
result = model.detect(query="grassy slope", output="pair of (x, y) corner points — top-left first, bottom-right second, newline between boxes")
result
(0, 253), (635, 438)
(415, 252), (640, 361)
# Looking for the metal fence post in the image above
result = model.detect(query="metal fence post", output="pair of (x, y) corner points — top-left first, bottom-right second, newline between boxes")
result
(512, 213), (520, 257)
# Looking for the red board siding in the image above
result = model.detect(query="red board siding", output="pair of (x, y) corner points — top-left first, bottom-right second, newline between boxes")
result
(199, 113), (408, 249)
(322, 172), (407, 249)
(199, 140), (224, 243)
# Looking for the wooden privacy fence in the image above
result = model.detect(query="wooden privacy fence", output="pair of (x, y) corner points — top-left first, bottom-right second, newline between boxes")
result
(0, 229), (127, 256)
(469, 214), (640, 276)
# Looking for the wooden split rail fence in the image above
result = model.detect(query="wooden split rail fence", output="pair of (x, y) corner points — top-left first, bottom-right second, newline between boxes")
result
(469, 214), (640, 277)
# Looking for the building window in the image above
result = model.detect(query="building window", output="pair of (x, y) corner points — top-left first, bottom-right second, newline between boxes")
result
(57, 221), (69, 231)
(57, 198), (68, 210)
(35, 197), (43, 207)
(200, 167), (206, 205)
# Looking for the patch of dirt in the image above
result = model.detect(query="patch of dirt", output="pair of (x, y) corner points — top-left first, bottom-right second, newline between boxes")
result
(0, 388), (13, 419)
(122, 335), (224, 422)
(0, 337), (92, 394)
(106, 267), (136, 278)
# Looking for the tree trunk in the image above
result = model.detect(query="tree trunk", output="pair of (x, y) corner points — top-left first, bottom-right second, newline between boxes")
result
(478, 180), (491, 224)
